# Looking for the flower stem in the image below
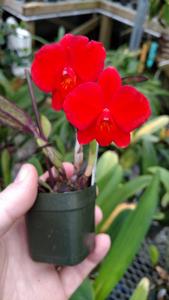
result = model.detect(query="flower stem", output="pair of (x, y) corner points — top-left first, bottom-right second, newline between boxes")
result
(25, 68), (57, 187)
(45, 157), (55, 187)
(74, 132), (83, 172)
(85, 140), (99, 185)
(25, 69), (45, 140)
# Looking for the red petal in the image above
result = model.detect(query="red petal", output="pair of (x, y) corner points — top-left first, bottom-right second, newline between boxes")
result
(95, 119), (131, 147)
(59, 33), (88, 49)
(77, 126), (96, 145)
(52, 90), (64, 111)
(31, 43), (66, 93)
(63, 83), (104, 130)
(111, 129), (130, 148)
(70, 39), (106, 81)
(98, 67), (122, 105)
(109, 86), (151, 132)
(59, 33), (75, 47)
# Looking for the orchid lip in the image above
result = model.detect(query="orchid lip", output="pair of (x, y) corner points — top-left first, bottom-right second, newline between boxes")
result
(102, 108), (111, 121)
(60, 67), (77, 91)
(96, 108), (114, 133)
(62, 67), (75, 77)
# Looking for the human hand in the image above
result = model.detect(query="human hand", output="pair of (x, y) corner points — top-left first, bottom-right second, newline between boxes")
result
(0, 164), (110, 300)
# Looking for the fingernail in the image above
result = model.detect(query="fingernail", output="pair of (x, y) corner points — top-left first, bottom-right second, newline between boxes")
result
(15, 165), (28, 183)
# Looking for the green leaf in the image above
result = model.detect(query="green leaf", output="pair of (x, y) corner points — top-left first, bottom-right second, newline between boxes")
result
(105, 206), (133, 239)
(148, 166), (169, 191)
(0, 34), (5, 45)
(130, 278), (150, 300)
(148, 244), (159, 266)
(161, 192), (169, 208)
(0, 95), (37, 135)
(36, 138), (62, 168)
(10, 84), (44, 110)
(40, 114), (52, 138)
(31, 34), (48, 45)
(64, 151), (73, 162)
(97, 166), (118, 196)
(149, 0), (161, 18)
(96, 151), (119, 183)
(97, 164), (123, 207)
(57, 26), (66, 41)
(133, 116), (169, 142)
(120, 148), (138, 170)
(97, 175), (152, 231)
(55, 136), (66, 156)
(0, 70), (13, 95)
(94, 174), (159, 300)
(70, 279), (94, 300)
(38, 179), (53, 193)
(162, 3), (169, 25)
(142, 139), (158, 173)
(28, 157), (43, 176)
(154, 211), (165, 221)
(1, 149), (11, 187)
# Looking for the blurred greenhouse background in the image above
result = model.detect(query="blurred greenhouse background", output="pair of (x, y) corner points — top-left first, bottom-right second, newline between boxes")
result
(0, 0), (169, 299)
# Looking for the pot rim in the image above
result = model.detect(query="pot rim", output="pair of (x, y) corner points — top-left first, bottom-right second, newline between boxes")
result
(29, 185), (96, 212)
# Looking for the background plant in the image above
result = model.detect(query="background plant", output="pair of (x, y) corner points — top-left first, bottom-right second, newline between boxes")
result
(149, 0), (169, 27)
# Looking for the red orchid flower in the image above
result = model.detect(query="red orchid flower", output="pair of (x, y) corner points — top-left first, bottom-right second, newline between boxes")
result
(63, 67), (151, 147)
(31, 34), (106, 111)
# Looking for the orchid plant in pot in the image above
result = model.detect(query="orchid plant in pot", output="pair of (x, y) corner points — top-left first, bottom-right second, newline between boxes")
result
(0, 34), (151, 266)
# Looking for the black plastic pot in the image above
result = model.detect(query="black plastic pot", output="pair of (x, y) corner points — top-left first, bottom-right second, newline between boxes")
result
(26, 185), (96, 266)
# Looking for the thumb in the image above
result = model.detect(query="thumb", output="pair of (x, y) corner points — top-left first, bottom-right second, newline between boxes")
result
(0, 164), (38, 237)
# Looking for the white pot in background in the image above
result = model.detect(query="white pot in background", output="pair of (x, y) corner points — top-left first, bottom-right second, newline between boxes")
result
(7, 27), (32, 57)
(6, 17), (32, 77)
